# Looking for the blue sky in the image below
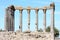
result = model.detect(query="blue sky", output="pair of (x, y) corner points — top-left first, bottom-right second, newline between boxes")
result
(0, 0), (60, 37)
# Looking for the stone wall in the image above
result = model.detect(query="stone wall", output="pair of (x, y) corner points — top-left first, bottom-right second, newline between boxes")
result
(0, 32), (52, 40)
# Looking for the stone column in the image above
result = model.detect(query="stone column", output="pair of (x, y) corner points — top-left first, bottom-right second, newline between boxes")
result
(5, 5), (15, 31)
(27, 7), (31, 32)
(19, 7), (23, 32)
(43, 7), (47, 32)
(50, 3), (55, 40)
(35, 8), (39, 32)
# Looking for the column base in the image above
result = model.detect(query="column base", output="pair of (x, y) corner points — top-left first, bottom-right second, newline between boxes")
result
(24, 30), (31, 33)
(35, 30), (38, 32)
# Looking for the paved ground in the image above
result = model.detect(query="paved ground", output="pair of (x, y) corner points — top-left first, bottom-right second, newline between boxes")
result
(55, 38), (60, 40)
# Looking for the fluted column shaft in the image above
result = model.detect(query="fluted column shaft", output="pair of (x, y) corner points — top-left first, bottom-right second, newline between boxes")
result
(51, 8), (54, 32)
(50, 3), (55, 40)
(27, 7), (30, 31)
(19, 7), (23, 32)
(43, 8), (47, 32)
(35, 8), (39, 32)
(50, 7), (54, 40)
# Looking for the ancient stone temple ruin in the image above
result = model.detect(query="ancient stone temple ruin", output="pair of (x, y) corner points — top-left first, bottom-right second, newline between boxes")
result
(0, 3), (55, 40)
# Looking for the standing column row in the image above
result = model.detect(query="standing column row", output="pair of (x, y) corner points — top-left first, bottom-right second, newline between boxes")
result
(19, 7), (47, 32)
(19, 6), (54, 33)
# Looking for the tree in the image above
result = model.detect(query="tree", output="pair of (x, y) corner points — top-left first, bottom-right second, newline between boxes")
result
(38, 28), (43, 32)
(46, 26), (59, 37)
